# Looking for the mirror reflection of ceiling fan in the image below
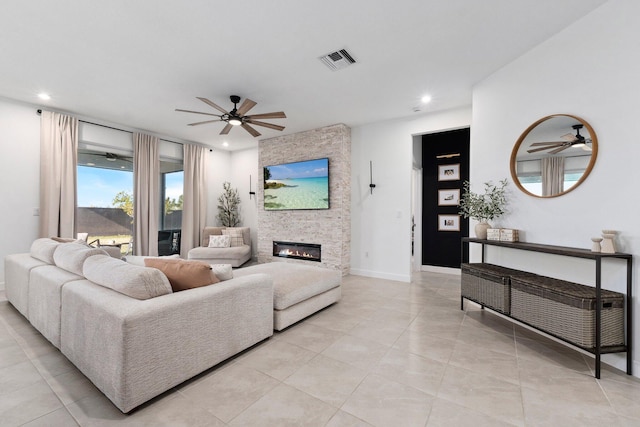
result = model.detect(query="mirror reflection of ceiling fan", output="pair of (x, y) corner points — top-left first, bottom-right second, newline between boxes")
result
(176, 95), (286, 137)
(527, 124), (592, 154)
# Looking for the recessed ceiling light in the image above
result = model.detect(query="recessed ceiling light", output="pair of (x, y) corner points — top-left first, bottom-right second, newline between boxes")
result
(38, 93), (51, 100)
(222, 141), (229, 147)
(421, 95), (432, 104)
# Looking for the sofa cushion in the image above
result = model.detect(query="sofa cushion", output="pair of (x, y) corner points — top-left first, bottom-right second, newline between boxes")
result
(123, 254), (180, 266)
(201, 227), (224, 247)
(208, 235), (231, 248)
(210, 264), (233, 281)
(144, 258), (220, 292)
(30, 238), (62, 264)
(187, 245), (251, 261)
(222, 228), (244, 247)
(83, 255), (172, 299)
(53, 243), (108, 276)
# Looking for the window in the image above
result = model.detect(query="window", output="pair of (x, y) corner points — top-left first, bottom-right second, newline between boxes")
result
(160, 160), (183, 230)
(77, 148), (134, 254)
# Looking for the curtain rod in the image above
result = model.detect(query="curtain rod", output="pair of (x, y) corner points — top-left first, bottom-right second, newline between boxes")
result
(36, 109), (184, 146)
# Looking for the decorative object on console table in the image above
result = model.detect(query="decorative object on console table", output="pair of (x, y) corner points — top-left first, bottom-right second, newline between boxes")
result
(487, 228), (501, 241)
(600, 230), (618, 254)
(591, 237), (602, 253)
(458, 179), (508, 239)
(499, 229), (519, 242)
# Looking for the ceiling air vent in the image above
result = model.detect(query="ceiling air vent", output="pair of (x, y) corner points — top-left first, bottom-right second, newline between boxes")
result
(319, 49), (356, 71)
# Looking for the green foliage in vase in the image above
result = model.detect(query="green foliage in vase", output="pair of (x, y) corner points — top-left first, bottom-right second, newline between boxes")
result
(217, 182), (241, 227)
(458, 179), (508, 222)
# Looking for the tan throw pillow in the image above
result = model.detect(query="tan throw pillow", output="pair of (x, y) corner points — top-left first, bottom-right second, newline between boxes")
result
(208, 234), (231, 248)
(221, 228), (244, 247)
(144, 258), (220, 292)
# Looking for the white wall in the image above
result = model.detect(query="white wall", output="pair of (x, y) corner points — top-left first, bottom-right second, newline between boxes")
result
(471, 0), (640, 374)
(350, 106), (472, 282)
(230, 148), (259, 256)
(0, 98), (41, 286)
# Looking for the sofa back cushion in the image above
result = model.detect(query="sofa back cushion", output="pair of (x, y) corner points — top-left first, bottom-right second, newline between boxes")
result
(53, 243), (108, 276)
(30, 238), (62, 264)
(83, 255), (173, 299)
(144, 258), (220, 292)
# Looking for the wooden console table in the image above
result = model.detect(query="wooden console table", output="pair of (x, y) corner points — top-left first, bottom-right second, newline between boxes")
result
(462, 237), (633, 379)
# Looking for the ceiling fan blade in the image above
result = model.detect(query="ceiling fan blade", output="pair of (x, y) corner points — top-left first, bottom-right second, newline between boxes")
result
(560, 133), (576, 141)
(219, 123), (233, 135)
(236, 98), (257, 116)
(549, 145), (570, 154)
(246, 111), (287, 119)
(529, 141), (564, 146)
(245, 119), (285, 131)
(197, 97), (229, 114)
(527, 145), (561, 154)
(188, 119), (223, 126)
(175, 109), (221, 117)
(241, 123), (261, 137)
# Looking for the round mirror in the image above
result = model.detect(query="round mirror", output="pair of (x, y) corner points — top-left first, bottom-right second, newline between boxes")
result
(510, 114), (598, 198)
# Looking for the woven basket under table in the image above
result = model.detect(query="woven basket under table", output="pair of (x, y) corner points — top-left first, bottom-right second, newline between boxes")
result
(510, 275), (624, 349)
(461, 263), (537, 315)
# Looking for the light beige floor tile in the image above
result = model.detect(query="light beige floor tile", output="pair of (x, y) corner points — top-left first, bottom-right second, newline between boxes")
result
(426, 397), (516, 427)
(285, 353), (367, 407)
(598, 377), (640, 420)
(521, 386), (617, 426)
(0, 379), (64, 426)
(325, 410), (373, 427)
(236, 339), (316, 380)
(455, 322), (517, 356)
(515, 335), (591, 373)
(277, 322), (345, 353)
(392, 329), (457, 364)
(373, 347), (445, 396)
(0, 340), (30, 370)
(449, 341), (520, 385)
(306, 309), (363, 333)
(228, 383), (337, 427)
(180, 362), (279, 423)
(20, 407), (79, 427)
(341, 374), (433, 427)
(28, 349), (76, 380)
(347, 317), (406, 347)
(321, 334), (390, 371)
(46, 367), (103, 405)
(437, 365), (525, 426)
(0, 359), (43, 395)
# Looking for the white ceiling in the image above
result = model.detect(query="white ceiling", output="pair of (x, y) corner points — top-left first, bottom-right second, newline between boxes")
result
(0, 0), (607, 151)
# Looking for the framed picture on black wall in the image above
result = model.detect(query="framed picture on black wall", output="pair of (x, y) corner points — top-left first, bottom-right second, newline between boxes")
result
(438, 164), (460, 181)
(438, 189), (460, 206)
(438, 214), (460, 231)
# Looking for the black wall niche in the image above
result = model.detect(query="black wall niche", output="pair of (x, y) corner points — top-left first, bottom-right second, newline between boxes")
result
(422, 128), (470, 268)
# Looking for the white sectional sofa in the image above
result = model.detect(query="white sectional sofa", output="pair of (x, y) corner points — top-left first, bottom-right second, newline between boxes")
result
(187, 226), (252, 267)
(4, 238), (273, 413)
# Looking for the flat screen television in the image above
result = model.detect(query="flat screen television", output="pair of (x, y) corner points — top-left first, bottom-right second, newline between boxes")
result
(264, 158), (329, 210)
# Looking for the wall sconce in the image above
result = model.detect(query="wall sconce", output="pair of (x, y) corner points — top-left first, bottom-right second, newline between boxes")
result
(369, 161), (376, 194)
(249, 175), (256, 199)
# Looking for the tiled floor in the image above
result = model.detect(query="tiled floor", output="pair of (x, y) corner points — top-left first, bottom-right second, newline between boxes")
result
(1, 272), (640, 426)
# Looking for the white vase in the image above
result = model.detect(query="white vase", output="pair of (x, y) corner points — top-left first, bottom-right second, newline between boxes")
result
(474, 222), (491, 239)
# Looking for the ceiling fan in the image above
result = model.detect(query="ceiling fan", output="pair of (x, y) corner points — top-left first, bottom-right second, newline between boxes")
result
(176, 95), (286, 137)
(527, 124), (592, 154)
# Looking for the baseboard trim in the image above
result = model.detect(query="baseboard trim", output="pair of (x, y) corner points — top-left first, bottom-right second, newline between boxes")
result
(349, 268), (410, 283)
(420, 265), (461, 275)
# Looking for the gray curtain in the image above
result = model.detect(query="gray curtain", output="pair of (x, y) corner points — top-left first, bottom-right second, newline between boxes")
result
(39, 111), (78, 238)
(133, 133), (159, 256)
(542, 156), (564, 196)
(181, 144), (208, 257)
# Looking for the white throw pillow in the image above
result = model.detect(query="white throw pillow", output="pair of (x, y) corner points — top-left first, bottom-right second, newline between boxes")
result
(210, 264), (233, 281)
(209, 234), (231, 248)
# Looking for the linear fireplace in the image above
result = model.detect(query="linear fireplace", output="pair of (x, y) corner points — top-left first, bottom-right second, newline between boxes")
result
(273, 241), (321, 262)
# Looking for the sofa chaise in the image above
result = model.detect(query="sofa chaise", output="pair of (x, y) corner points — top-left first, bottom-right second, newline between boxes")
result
(187, 226), (252, 267)
(4, 238), (273, 413)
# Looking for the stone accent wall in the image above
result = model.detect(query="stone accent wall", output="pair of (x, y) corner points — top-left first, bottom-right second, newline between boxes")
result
(258, 124), (351, 275)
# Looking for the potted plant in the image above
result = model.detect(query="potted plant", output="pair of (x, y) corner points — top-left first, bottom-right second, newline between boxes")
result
(458, 179), (508, 239)
(217, 182), (241, 227)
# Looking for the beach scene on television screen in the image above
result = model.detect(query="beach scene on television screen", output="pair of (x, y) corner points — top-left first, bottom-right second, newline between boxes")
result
(264, 158), (329, 210)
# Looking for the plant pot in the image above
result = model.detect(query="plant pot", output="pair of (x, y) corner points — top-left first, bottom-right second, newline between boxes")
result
(474, 222), (491, 239)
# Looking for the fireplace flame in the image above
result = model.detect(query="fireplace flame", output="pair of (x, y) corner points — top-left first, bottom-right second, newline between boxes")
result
(279, 249), (316, 259)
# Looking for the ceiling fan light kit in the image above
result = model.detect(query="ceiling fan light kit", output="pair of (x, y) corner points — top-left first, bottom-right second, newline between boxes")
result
(176, 95), (286, 137)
